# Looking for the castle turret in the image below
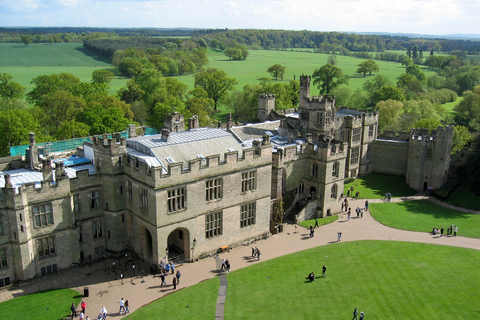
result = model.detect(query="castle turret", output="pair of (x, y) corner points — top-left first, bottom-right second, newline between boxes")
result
(164, 112), (185, 132)
(257, 93), (276, 122)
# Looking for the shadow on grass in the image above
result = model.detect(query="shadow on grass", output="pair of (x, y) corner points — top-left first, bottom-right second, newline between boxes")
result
(400, 200), (474, 220)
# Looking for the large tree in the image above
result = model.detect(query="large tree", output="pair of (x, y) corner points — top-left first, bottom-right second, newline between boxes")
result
(312, 64), (349, 95)
(194, 68), (237, 110)
(267, 64), (287, 80)
(20, 34), (33, 47)
(0, 73), (25, 100)
(356, 60), (379, 77)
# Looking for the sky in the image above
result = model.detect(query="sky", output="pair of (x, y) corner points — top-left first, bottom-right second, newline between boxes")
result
(1, 0), (479, 36)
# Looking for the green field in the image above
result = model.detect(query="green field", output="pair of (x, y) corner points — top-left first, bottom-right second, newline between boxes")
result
(123, 241), (480, 319)
(370, 199), (480, 237)
(0, 288), (81, 320)
(344, 173), (417, 200)
(2, 43), (437, 101)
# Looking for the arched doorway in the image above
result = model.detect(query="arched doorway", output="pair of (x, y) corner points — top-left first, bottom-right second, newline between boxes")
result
(140, 227), (153, 260)
(167, 228), (191, 263)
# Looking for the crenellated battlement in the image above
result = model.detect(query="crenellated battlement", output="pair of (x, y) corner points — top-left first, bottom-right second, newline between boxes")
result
(91, 133), (127, 155)
(409, 126), (454, 144)
(258, 93), (275, 100)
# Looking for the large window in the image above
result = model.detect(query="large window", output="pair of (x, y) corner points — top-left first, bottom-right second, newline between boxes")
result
(93, 221), (103, 238)
(127, 181), (133, 202)
(241, 171), (257, 192)
(140, 187), (148, 210)
(332, 161), (339, 177)
(369, 125), (374, 137)
(73, 194), (81, 214)
(0, 248), (7, 268)
(0, 277), (10, 287)
(89, 190), (100, 209)
(168, 187), (186, 212)
(312, 163), (318, 178)
(352, 129), (361, 142)
(206, 212), (222, 239)
(33, 204), (53, 227)
(331, 184), (338, 198)
(206, 178), (223, 201)
(350, 147), (359, 165)
(37, 236), (55, 258)
(41, 264), (57, 276)
(240, 202), (256, 228)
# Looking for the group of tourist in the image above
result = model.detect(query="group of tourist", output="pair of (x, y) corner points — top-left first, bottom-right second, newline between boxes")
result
(251, 246), (261, 260)
(431, 225), (458, 236)
(352, 307), (365, 319)
(305, 265), (327, 282)
(70, 298), (131, 320)
(221, 259), (231, 273)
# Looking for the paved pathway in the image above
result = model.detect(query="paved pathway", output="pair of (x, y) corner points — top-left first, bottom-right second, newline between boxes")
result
(1, 195), (479, 319)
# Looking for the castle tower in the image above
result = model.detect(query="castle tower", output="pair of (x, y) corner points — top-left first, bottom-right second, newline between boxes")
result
(406, 126), (453, 191)
(257, 93), (276, 122)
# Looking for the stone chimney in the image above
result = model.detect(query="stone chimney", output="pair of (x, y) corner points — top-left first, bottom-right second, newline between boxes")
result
(42, 158), (53, 182)
(55, 162), (67, 181)
(226, 113), (233, 132)
(188, 115), (199, 129)
(4, 174), (12, 188)
(161, 129), (170, 142)
(28, 132), (38, 170)
(128, 124), (137, 138)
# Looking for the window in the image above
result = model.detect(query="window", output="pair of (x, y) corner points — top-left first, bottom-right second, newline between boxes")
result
(0, 248), (7, 268)
(33, 204), (53, 227)
(332, 161), (339, 177)
(73, 194), (81, 214)
(369, 125), (374, 137)
(168, 187), (186, 212)
(241, 171), (257, 192)
(240, 202), (256, 228)
(79, 225), (83, 242)
(352, 129), (361, 142)
(350, 147), (359, 165)
(331, 144), (336, 154)
(331, 184), (338, 198)
(127, 181), (133, 202)
(206, 178), (223, 201)
(312, 163), (318, 178)
(94, 246), (104, 256)
(366, 144), (371, 159)
(37, 236), (55, 258)
(93, 221), (103, 238)
(299, 181), (305, 194)
(325, 111), (331, 124)
(427, 149), (433, 159)
(0, 217), (3, 235)
(40, 264), (57, 276)
(206, 212), (222, 239)
(89, 190), (100, 209)
(0, 277), (10, 287)
(140, 188), (148, 210)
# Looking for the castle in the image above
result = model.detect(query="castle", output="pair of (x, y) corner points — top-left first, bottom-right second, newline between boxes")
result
(0, 75), (453, 286)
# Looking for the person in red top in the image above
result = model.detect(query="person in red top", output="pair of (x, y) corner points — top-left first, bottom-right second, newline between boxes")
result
(81, 300), (87, 314)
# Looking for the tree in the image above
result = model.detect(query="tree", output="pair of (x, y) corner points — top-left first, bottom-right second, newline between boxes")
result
(92, 70), (114, 85)
(376, 99), (403, 130)
(356, 60), (379, 77)
(372, 86), (405, 104)
(224, 45), (249, 60)
(327, 54), (337, 65)
(312, 64), (349, 95)
(454, 86), (480, 130)
(194, 68), (237, 110)
(0, 73), (26, 100)
(37, 90), (86, 130)
(0, 109), (39, 156)
(451, 125), (472, 153)
(184, 88), (215, 127)
(21, 34), (33, 47)
(27, 73), (81, 106)
(272, 197), (284, 225)
(267, 64), (287, 80)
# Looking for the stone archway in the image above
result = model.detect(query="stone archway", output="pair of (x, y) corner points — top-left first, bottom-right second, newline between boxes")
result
(140, 226), (153, 260)
(167, 228), (191, 262)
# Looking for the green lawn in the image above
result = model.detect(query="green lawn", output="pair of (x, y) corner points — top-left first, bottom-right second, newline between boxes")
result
(0, 288), (81, 320)
(344, 173), (417, 200)
(299, 215), (338, 228)
(446, 184), (480, 211)
(124, 241), (480, 319)
(370, 199), (480, 237)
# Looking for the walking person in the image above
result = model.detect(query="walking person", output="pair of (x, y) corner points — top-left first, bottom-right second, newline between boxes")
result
(322, 265), (327, 277)
(360, 311), (364, 320)
(257, 248), (261, 260)
(125, 300), (130, 314)
(454, 225), (458, 236)
(160, 273), (166, 287)
(251, 247), (255, 257)
(356, 207), (360, 218)
(172, 275), (177, 290)
(352, 307), (359, 320)
(440, 226), (444, 236)
(226, 259), (231, 274)
(176, 269), (181, 284)
(79, 311), (85, 320)
(71, 303), (77, 319)
(365, 200), (369, 211)
(337, 232), (342, 242)
(314, 218), (319, 228)
(81, 300), (86, 314)
(310, 225), (314, 238)
(100, 306), (107, 320)
(347, 208), (351, 221)
(119, 298), (126, 315)
(170, 261), (175, 274)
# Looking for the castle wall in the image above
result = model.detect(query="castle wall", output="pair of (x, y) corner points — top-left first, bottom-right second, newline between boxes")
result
(371, 139), (409, 176)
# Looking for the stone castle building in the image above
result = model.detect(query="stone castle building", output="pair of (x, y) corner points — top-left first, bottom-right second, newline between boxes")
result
(0, 75), (453, 287)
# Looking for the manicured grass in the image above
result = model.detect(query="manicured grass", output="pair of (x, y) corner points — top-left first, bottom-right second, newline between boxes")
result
(0, 288), (82, 320)
(443, 96), (462, 115)
(370, 199), (480, 237)
(124, 241), (480, 319)
(446, 184), (480, 211)
(344, 173), (417, 200)
(299, 215), (338, 228)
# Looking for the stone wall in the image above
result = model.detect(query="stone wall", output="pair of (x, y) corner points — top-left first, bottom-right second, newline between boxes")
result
(371, 139), (409, 176)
